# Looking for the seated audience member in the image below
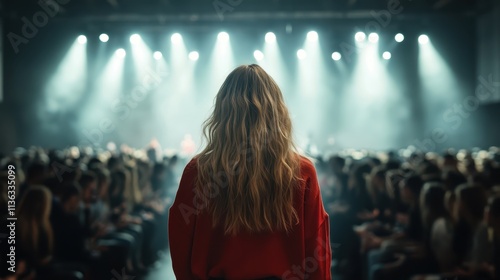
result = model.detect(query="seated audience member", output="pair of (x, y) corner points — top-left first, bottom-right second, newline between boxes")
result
(17, 185), (83, 279)
(418, 185), (495, 280)
(51, 182), (89, 262)
(18, 161), (48, 201)
(368, 167), (395, 225)
(419, 183), (447, 270)
(17, 186), (53, 278)
(346, 163), (375, 218)
(452, 184), (488, 267)
(364, 174), (425, 280)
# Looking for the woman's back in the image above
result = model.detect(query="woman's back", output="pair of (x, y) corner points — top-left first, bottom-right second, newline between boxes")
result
(168, 64), (331, 279)
(169, 156), (331, 279)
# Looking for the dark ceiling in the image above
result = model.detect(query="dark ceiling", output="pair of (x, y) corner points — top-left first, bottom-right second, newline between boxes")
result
(1, 0), (496, 23)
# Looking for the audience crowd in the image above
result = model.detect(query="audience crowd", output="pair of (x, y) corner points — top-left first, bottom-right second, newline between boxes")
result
(315, 147), (500, 280)
(1, 145), (500, 280)
(0, 145), (181, 280)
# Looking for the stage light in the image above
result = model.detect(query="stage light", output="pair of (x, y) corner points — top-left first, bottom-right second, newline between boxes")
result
(99, 33), (109, 43)
(171, 33), (182, 44)
(130, 34), (141, 44)
(297, 49), (307, 60)
(307, 31), (318, 42)
(331, 52), (341, 61)
(45, 37), (87, 119)
(395, 33), (404, 42)
(265, 32), (276, 43)
(253, 50), (264, 61)
(116, 48), (126, 58)
(368, 33), (379, 43)
(153, 51), (162, 60)
(188, 51), (199, 61)
(382, 51), (391, 60)
(419, 35), (429, 44)
(355, 32), (366, 42)
(218, 32), (229, 42)
(77, 35), (87, 44)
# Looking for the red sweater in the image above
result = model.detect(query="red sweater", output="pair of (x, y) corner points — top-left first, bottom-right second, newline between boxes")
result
(168, 156), (331, 280)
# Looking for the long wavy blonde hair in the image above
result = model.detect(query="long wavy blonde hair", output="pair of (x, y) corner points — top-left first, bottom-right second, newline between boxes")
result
(196, 64), (301, 235)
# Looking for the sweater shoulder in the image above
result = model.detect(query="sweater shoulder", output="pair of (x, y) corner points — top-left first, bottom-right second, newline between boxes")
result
(299, 155), (316, 176)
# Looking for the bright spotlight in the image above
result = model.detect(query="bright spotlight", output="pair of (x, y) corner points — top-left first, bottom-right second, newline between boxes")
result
(418, 34), (429, 44)
(171, 33), (182, 44)
(130, 34), (141, 44)
(331, 52), (341, 61)
(188, 51), (199, 61)
(153, 51), (162, 60)
(265, 32), (276, 43)
(253, 50), (264, 61)
(368, 33), (379, 43)
(99, 33), (109, 43)
(297, 49), (307, 60)
(382, 51), (391, 60)
(395, 33), (404, 43)
(77, 35), (87, 44)
(307, 31), (318, 42)
(116, 48), (126, 58)
(355, 32), (366, 42)
(218, 32), (229, 42)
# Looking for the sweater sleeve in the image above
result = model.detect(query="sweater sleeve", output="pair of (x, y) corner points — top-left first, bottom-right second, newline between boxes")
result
(168, 159), (198, 280)
(303, 159), (332, 280)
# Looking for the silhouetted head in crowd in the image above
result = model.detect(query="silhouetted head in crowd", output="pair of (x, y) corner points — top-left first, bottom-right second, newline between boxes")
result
(57, 161), (81, 183)
(169, 155), (179, 166)
(453, 183), (487, 226)
(385, 170), (404, 202)
(60, 183), (81, 214)
(26, 161), (48, 185)
(107, 156), (122, 171)
(329, 156), (345, 175)
(440, 152), (458, 170)
(418, 162), (441, 182)
(369, 167), (386, 193)
(385, 160), (401, 171)
(109, 170), (127, 208)
(94, 168), (110, 200)
(420, 182), (447, 232)
(146, 147), (158, 163)
(348, 163), (371, 191)
(79, 172), (97, 205)
(483, 159), (495, 174)
(399, 174), (424, 207)
(442, 169), (467, 191)
(87, 157), (103, 170)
